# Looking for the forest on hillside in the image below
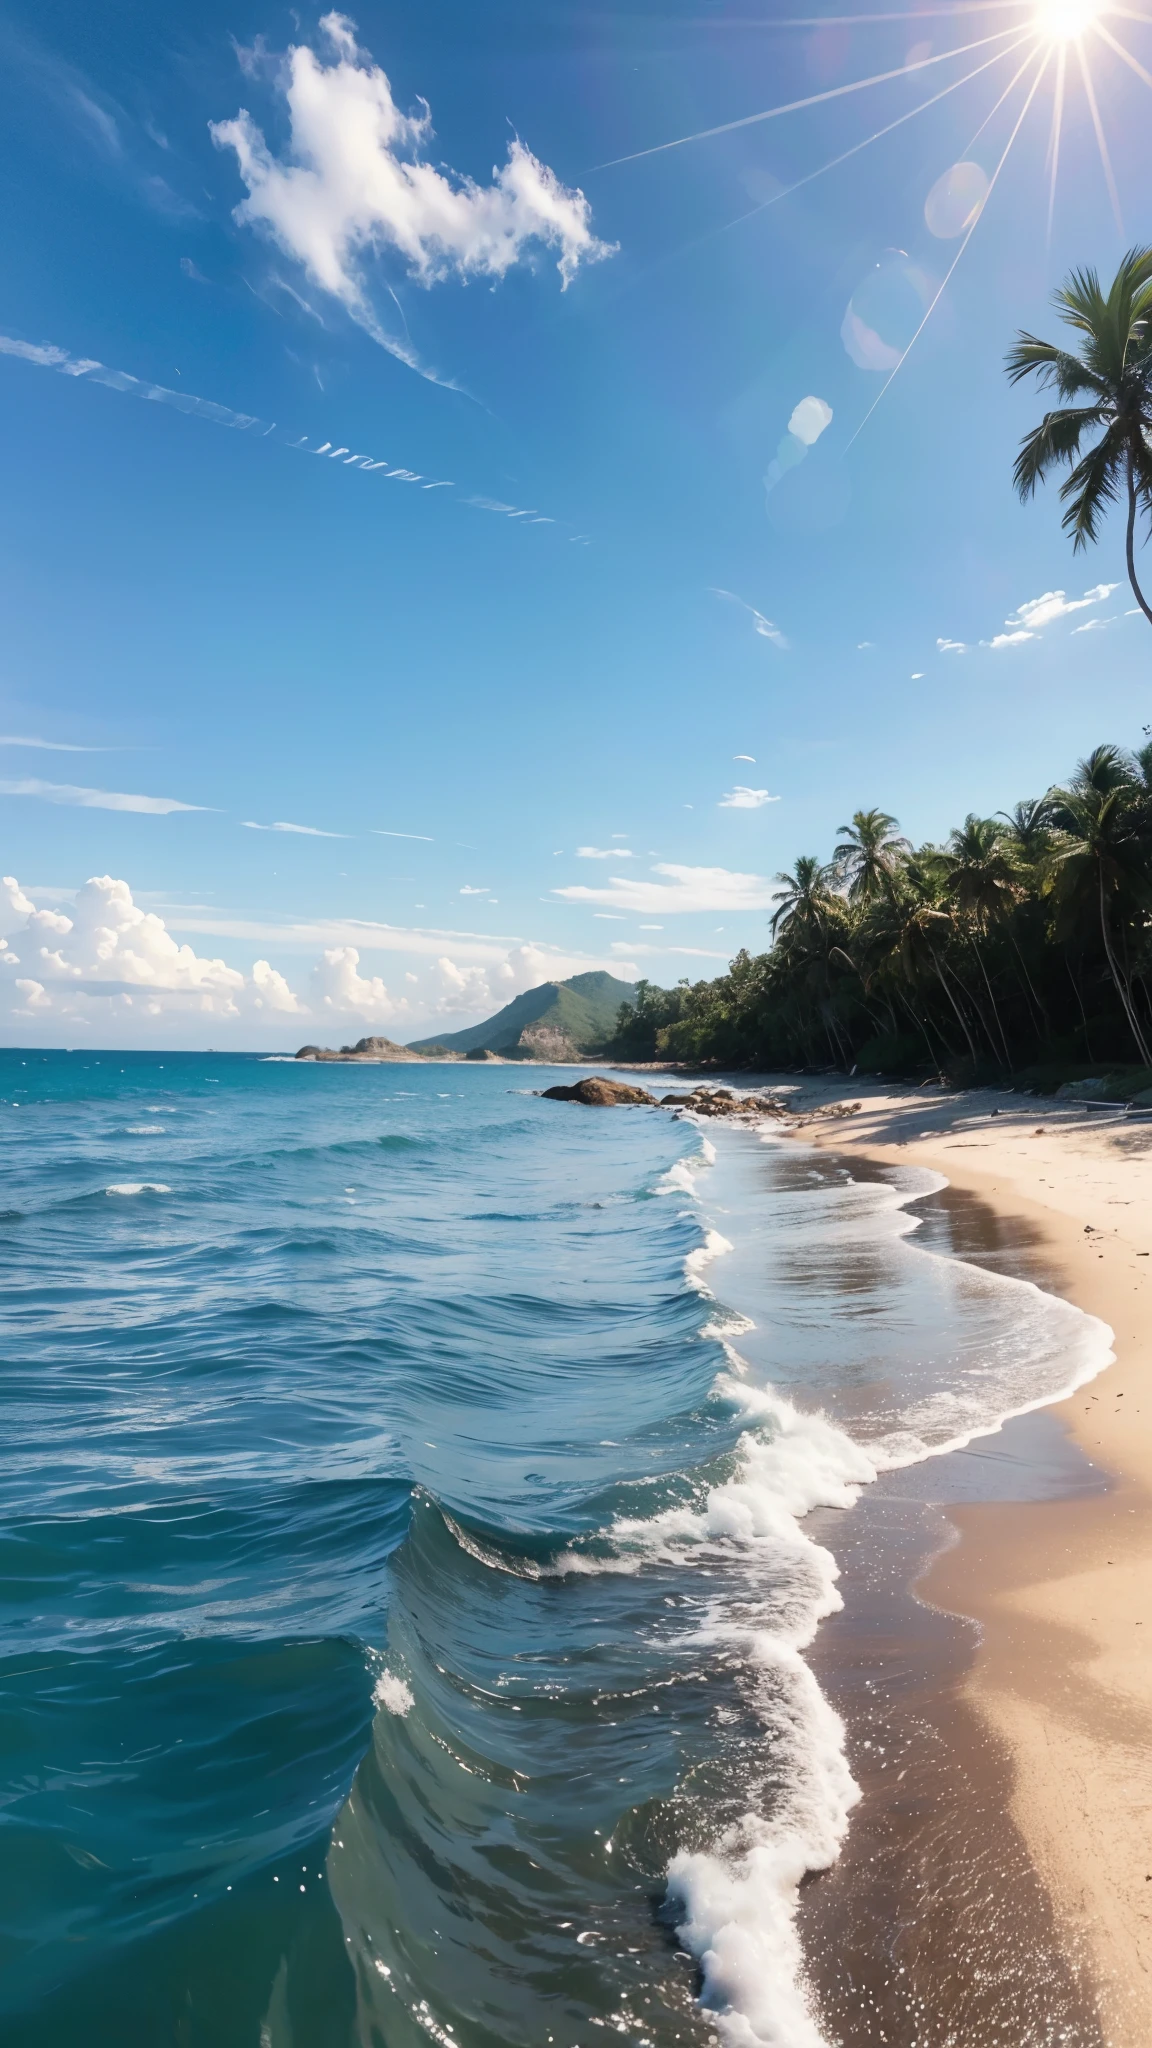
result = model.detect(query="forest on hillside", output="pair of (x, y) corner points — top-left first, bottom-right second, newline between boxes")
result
(605, 740), (1152, 1085)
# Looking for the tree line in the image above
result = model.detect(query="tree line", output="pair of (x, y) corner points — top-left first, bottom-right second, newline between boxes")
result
(605, 250), (1152, 1082)
(607, 744), (1152, 1081)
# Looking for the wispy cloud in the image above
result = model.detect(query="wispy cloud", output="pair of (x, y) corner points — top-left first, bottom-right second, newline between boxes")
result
(0, 734), (111, 751)
(719, 786), (777, 810)
(0, 332), (569, 536)
(576, 845), (635, 859)
(712, 587), (788, 650)
(459, 884), (489, 895)
(733, 754), (756, 763)
(243, 819), (347, 837)
(0, 777), (202, 814)
(936, 637), (967, 654)
(372, 828), (434, 841)
(209, 12), (613, 384)
(555, 862), (776, 915)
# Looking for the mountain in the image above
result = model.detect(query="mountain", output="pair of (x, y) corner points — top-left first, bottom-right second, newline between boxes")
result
(408, 971), (637, 1060)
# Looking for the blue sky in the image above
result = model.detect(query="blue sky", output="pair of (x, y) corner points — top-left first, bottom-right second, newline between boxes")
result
(1, 0), (1150, 1047)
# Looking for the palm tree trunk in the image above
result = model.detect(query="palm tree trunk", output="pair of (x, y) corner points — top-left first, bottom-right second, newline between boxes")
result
(1007, 926), (1049, 1035)
(965, 928), (1012, 1067)
(1126, 455), (1152, 628)
(1097, 865), (1152, 1064)
(1065, 955), (1095, 1059)
(930, 945), (981, 1065)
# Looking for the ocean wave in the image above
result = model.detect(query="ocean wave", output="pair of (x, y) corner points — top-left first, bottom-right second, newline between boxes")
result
(104, 1182), (171, 1195)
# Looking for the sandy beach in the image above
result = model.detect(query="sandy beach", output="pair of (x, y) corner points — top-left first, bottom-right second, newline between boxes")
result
(781, 1078), (1152, 2044)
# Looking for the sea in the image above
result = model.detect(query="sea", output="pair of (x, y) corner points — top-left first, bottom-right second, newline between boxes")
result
(0, 1051), (1114, 2047)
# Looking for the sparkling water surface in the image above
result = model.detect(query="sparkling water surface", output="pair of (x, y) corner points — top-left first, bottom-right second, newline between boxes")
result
(0, 1052), (1109, 2048)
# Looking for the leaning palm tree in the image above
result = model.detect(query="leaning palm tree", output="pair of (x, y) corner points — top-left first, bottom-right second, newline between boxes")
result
(1006, 249), (1152, 626)
(1046, 780), (1152, 1064)
(832, 810), (910, 906)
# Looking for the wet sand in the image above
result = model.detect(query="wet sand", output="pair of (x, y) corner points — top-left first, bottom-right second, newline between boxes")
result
(773, 1081), (1152, 2044)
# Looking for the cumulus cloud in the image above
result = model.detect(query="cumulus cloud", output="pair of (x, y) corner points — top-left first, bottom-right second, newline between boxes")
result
(0, 874), (251, 1019)
(210, 11), (614, 366)
(554, 863), (776, 916)
(712, 588), (788, 651)
(0, 778), (202, 814)
(719, 786), (777, 810)
(244, 819), (348, 837)
(309, 945), (405, 1019)
(985, 583), (1118, 647)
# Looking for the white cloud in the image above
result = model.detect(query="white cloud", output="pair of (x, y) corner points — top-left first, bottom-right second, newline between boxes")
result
(373, 828), (434, 841)
(733, 754), (756, 763)
(251, 959), (304, 1011)
(936, 638), (966, 654)
(576, 845), (635, 859)
(244, 819), (348, 837)
(210, 11), (613, 367)
(0, 875), (254, 1019)
(712, 587), (788, 650)
(554, 863), (776, 916)
(459, 884), (489, 894)
(594, 913), (626, 920)
(1072, 616), (1116, 634)
(719, 786), (777, 810)
(0, 778), (202, 814)
(0, 734), (109, 752)
(309, 945), (404, 1018)
(986, 583), (1119, 648)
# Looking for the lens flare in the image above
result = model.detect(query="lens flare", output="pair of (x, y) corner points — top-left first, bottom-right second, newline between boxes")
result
(1033, 0), (1103, 42)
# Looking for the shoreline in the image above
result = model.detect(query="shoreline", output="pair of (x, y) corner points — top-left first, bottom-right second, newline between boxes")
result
(768, 1078), (1152, 2043)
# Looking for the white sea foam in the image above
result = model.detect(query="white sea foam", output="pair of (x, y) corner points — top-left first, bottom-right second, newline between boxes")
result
(105, 1182), (171, 1195)
(685, 1229), (734, 1294)
(126, 1124), (166, 1134)
(650, 1115), (1113, 2047)
(373, 1671), (415, 1716)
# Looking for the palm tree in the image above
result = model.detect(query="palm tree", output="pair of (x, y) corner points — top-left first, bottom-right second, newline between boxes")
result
(1006, 249), (1152, 627)
(770, 855), (835, 941)
(1046, 780), (1152, 1063)
(998, 797), (1054, 866)
(832, 810), (910, 906)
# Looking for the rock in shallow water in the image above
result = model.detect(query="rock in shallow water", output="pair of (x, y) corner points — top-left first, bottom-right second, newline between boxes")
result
(540, 1077), (657, 1106)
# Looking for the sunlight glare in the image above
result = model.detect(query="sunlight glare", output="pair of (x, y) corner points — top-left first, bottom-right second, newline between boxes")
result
(1033, 0), (1103, 43)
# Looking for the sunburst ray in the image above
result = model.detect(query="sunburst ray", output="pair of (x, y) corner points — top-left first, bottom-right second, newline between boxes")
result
(593, 23), (1029, 171)
(849, 47), (1051, 445)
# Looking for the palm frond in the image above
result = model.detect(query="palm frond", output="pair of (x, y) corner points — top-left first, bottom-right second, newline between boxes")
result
(1012, 407), (1105, 499)
(1058, 426), (1126, 549)
(1004, 336), (1108, 400)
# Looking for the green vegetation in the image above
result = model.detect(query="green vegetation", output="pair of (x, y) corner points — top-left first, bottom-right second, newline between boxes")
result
(1008, 247), (1152, 625)
(605, 742), (1152, 1088)
(408, 970), (637, 1058)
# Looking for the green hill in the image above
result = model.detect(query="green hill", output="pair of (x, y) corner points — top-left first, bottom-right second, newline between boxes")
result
(408, 971), (637, 1060)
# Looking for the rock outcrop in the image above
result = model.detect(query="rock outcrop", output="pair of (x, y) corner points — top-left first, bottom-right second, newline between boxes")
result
(296, 1036), (422, 1062)
(541, 1077), (657, 1106)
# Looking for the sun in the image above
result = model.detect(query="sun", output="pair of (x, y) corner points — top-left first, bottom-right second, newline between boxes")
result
(1033, 0), (1105, 42)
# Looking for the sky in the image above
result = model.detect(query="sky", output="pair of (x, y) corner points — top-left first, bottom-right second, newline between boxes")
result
(1, 0), (1151, 1049)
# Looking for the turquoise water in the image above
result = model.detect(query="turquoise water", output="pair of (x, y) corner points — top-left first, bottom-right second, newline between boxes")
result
(0, 1053), (1109, 2047)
